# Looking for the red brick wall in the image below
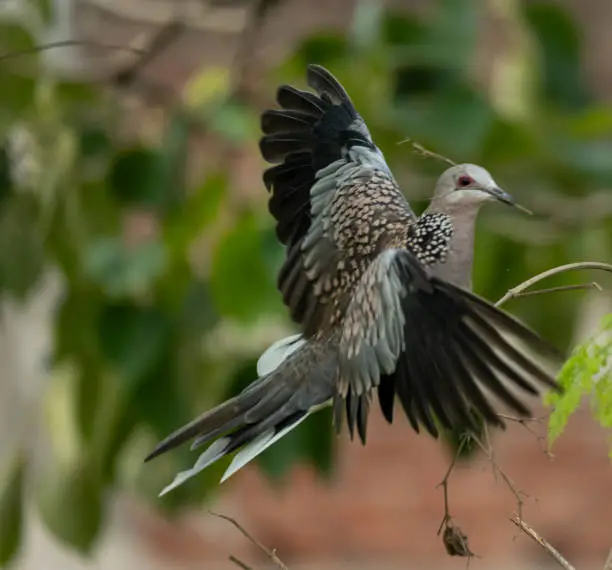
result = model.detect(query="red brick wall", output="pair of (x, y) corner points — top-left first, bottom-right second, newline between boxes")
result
(133, 404), (612, 570)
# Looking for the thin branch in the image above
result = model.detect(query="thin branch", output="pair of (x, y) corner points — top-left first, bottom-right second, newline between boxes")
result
(510, 515), (576, 570)
(499, 282), (602, 301)
(436, 444), (462, 535)
(603, 547), (612, 570)
(229, 555), (255, 570)
(398, 138), (456, 167)
(230, 0), (281, 99)
(0, 40), (146, 63)
(495, 262), (612, 308)
(209, 511), (288, 570)
(472, 435), (526, 521)
(435, 438), (477, 560)
(497, 413), (554, 458)
(111, 20), (185, 88)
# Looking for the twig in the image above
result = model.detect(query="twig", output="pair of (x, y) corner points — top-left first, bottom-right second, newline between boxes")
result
(228, 555), (254, 570)
(436, 438), (477, 560)
(0, 40), (145, 63)
(495, 262), (612, 308)
(472, 435), (526, 521)
(510, 515), (576, 570)
(603, 546), (612, 570)
(209, 511), (288, 570)
(499, 282), (602, 302)
(230, 0), (281, 99)
(497, 413), (554, 458)
(111, 20), (185, 87)
(397, 138), (456, 167)
(436, 443), (462, 535)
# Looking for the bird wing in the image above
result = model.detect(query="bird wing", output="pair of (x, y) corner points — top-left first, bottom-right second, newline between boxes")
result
(260, 64), (416, 336)
(336, 248), (562, 443)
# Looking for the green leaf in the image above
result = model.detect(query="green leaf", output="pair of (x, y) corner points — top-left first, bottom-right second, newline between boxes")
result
(164, 172), (228, 256)
(108, 116), (191, 211)
(292, 34), (348, 68)
(208, 100), (257, 144)
(0, 452), (25, 567)
(108, 147), (163, 207)
(0, 24), (37, 56)
(0, 69), (36, 120)
(29, 0), (53, 23)
(97, 302), (171, 390)
(350, 0), (384, 51)
(155, 113), (191, 212)
(37, 460), (103, 554)
(392, 80), (494, 156)
(0, 145), (12, 208)
(523, 2), (591, 111)
(424, 0), (477, 70)
(382, 11), (424, 47)
(209, 211), (280, 322)
(545, 135), (612, 188)
(83, 237), (168, 297)
(546, 315), (612, 446)
(0, 194), (45, 299)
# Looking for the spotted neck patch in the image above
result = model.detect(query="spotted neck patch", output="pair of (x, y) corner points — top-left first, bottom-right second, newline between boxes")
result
(405, 212), (454, 266)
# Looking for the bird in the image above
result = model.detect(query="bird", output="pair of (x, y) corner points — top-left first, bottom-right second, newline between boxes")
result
(145, 64), (563, 496)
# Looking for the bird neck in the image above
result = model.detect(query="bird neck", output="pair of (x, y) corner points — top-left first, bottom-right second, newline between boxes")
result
(422, 203), (483, 290)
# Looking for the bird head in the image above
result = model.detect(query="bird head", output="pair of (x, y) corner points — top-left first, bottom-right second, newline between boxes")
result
(432, 164), (524, 212)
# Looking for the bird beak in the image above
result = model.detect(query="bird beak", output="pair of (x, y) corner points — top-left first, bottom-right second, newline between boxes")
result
(487, 185), (515, 205)
(487, 186), (533, 215)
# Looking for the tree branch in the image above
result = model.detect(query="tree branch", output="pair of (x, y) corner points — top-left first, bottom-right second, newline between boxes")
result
(473, 434), (526, 521)
(229, 554), (255, 570)
(0, 40), (145, 64)
(495, 262), (612, 308)
(209, 511), (288, 570)
(510, 515), (576, 570)
(603, 547), (612, 570)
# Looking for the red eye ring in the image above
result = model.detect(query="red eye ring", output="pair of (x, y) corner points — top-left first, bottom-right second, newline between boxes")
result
(457, 175), (473, 187)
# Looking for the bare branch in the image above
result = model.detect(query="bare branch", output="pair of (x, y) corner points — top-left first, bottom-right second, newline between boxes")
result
(209, 511), (288, 570)
(472, 435), (526, 521)
(436, 445), (462, 536)
(229, 555), (255, 570)
(231, 0), (281, 99)
(495, 262), (612, 308)
(0, 40), (145, 63)
(497, 413), (554, 458)
(111, 21), (185, 88)
(499, 282), (602, 302)
(510, 515), (576, 570)
(397, 138), (456, 167)
(603, 547), (612, 570)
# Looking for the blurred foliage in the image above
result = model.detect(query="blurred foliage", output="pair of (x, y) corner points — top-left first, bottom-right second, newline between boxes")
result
(0, 0), (611, 562)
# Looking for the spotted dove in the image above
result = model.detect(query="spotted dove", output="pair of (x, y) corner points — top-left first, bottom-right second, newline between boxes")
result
(146, 64), (562, 495)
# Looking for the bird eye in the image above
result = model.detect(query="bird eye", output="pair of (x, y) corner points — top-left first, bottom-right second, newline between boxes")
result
(457, 175), (473, 188)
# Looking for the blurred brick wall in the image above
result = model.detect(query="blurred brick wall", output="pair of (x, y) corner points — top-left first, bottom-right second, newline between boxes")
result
(130, 404), (612, 570)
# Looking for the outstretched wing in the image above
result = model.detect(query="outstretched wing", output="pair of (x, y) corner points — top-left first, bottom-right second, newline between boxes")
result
(336, 248), (562, 443)
(260, 64), (416, 336)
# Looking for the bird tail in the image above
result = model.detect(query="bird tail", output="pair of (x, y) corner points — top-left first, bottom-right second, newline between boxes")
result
(259, 64), (377, 245)
(145, 334), (336, 496)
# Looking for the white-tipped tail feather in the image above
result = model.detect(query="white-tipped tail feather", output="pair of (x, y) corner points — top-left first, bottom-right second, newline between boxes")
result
(220, 413), (311, 483)
(158, 333), (311, 496)
(257, 333), (305, 376)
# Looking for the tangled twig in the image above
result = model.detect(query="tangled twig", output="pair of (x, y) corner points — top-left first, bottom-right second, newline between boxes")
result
(209, 511), (288, 570)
